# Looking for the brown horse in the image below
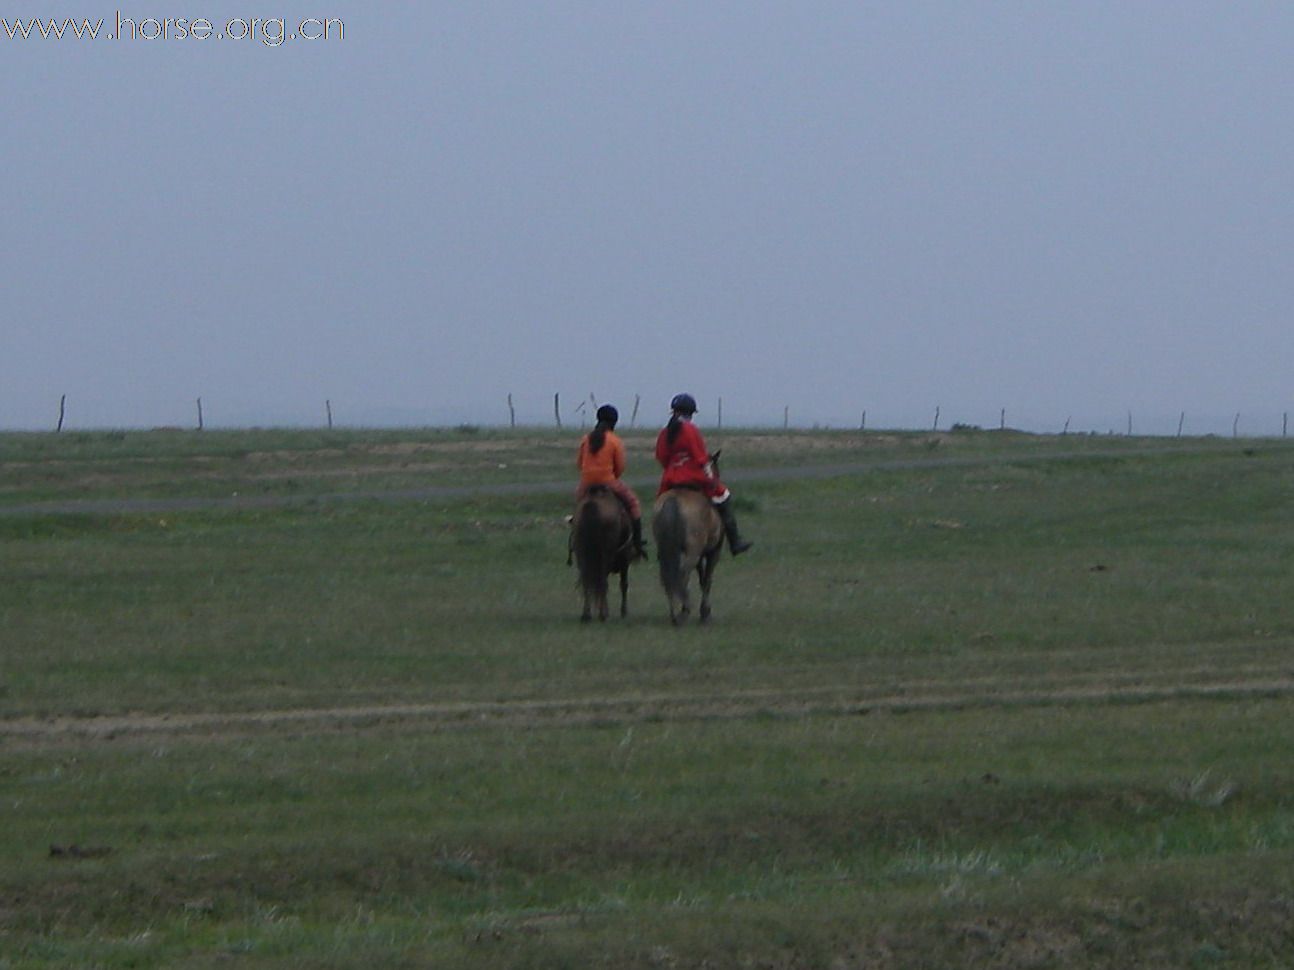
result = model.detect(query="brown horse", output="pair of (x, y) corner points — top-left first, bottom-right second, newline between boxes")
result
(652, 486), (724, 625)
(572, 486), (634, 622)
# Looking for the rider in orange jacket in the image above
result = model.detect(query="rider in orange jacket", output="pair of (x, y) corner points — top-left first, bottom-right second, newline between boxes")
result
(655, 393), (753, 555)
(576, 403), (647, 559)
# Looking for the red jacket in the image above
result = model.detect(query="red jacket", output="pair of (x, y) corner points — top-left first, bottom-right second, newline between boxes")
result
(655, 419), (716, 494)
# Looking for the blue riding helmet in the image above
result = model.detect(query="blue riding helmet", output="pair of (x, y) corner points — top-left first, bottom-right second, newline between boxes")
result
(670, 393), (697, 415)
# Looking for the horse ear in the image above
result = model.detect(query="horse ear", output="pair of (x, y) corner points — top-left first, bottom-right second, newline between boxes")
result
(710, 449), (722, 461)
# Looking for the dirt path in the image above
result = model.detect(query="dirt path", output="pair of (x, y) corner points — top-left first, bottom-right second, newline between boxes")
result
(7, 672), (1293, 748)
(0, 445), (1223, 518)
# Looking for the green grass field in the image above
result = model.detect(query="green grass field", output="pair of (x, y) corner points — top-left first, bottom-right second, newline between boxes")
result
(4, 427), (1294, 968)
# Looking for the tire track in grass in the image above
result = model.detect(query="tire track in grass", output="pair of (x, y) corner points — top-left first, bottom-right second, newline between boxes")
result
(6, 671), (1294, 748)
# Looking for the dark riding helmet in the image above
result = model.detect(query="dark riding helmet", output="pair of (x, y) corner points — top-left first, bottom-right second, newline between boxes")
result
(595, 404), (619, 427)
(669, 393), (698, 415)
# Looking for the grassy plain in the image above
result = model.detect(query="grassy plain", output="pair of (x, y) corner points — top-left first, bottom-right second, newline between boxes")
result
(3, 427), (1294, 968)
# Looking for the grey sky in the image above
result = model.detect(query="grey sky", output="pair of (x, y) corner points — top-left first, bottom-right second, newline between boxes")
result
(4, 2), (1292, 434)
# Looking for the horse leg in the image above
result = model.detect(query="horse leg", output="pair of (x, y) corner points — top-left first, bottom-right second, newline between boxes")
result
(619, 566), (629, 618)
(666, 578), (687, 626)
(698, 554), (715, 623)
(581, 586), (592, 623)
(676, 570), (691, 623)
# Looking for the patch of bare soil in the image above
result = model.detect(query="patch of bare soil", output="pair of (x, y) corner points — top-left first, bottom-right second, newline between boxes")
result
(238, 456), (564, 482)
(723, 433), (910, 455)
(838, 891), (1294, 969)
(352, 437), (568, 457)
(235, 462), (452, 480)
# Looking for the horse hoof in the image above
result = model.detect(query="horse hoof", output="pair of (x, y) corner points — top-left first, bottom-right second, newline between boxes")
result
(580, 614), (591, 623)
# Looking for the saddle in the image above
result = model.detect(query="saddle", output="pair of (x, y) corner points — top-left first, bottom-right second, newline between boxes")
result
(580, 483), (635, 516)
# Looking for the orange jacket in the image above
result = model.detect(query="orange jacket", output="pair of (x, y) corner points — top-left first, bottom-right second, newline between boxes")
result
(577, 430), (626, 486)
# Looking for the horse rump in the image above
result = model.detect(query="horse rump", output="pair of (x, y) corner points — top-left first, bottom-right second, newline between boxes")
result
(574, 496), (609, 594)
(574, 489), (631, 621)
(653, 488), (725, 625)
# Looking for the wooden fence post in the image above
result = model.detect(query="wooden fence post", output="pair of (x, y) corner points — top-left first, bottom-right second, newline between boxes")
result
(783, 406), (789, 430)
(1000, 408), (1006, 431)
(860, 410), (866, 431)
(630, 394), (640, 428)
(326, 400), (333, 430)
(553, 393), (562, 429)
(56, 394), (66, 433)
(197, 397), (204, 431)
(507, 394), (515, 428)
(933, 406), (940, 431)
(1177, 412), (1184, 437)
(1062, 416), (1071, 435)
(1233, 413), (1240, 438)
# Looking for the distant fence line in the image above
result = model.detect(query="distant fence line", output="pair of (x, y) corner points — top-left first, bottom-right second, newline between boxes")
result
(27, 394), (1294, 439)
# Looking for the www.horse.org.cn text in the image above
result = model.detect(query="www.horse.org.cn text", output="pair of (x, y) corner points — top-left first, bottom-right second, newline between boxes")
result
(1, 14), (344, 46)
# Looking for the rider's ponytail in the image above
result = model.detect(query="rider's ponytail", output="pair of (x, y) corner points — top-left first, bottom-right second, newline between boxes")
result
(589, 403), (619, 454)
(665, 414), (684, 445)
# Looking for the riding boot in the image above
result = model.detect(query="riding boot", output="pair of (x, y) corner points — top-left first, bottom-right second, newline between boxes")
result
(631, 518), (648, 560)
(715, 498), (753, 555)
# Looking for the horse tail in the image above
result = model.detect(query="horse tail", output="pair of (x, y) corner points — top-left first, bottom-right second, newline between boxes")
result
(655, 493), (685, 595)
(575, 500), (608, 595)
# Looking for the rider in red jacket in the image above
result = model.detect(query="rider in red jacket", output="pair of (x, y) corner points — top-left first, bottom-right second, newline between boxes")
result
(655, 393), (753, 555)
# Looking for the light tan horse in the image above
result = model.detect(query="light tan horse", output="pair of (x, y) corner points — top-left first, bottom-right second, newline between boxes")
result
(652, 487), (724, 625)
(573, 486), (634, 622)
